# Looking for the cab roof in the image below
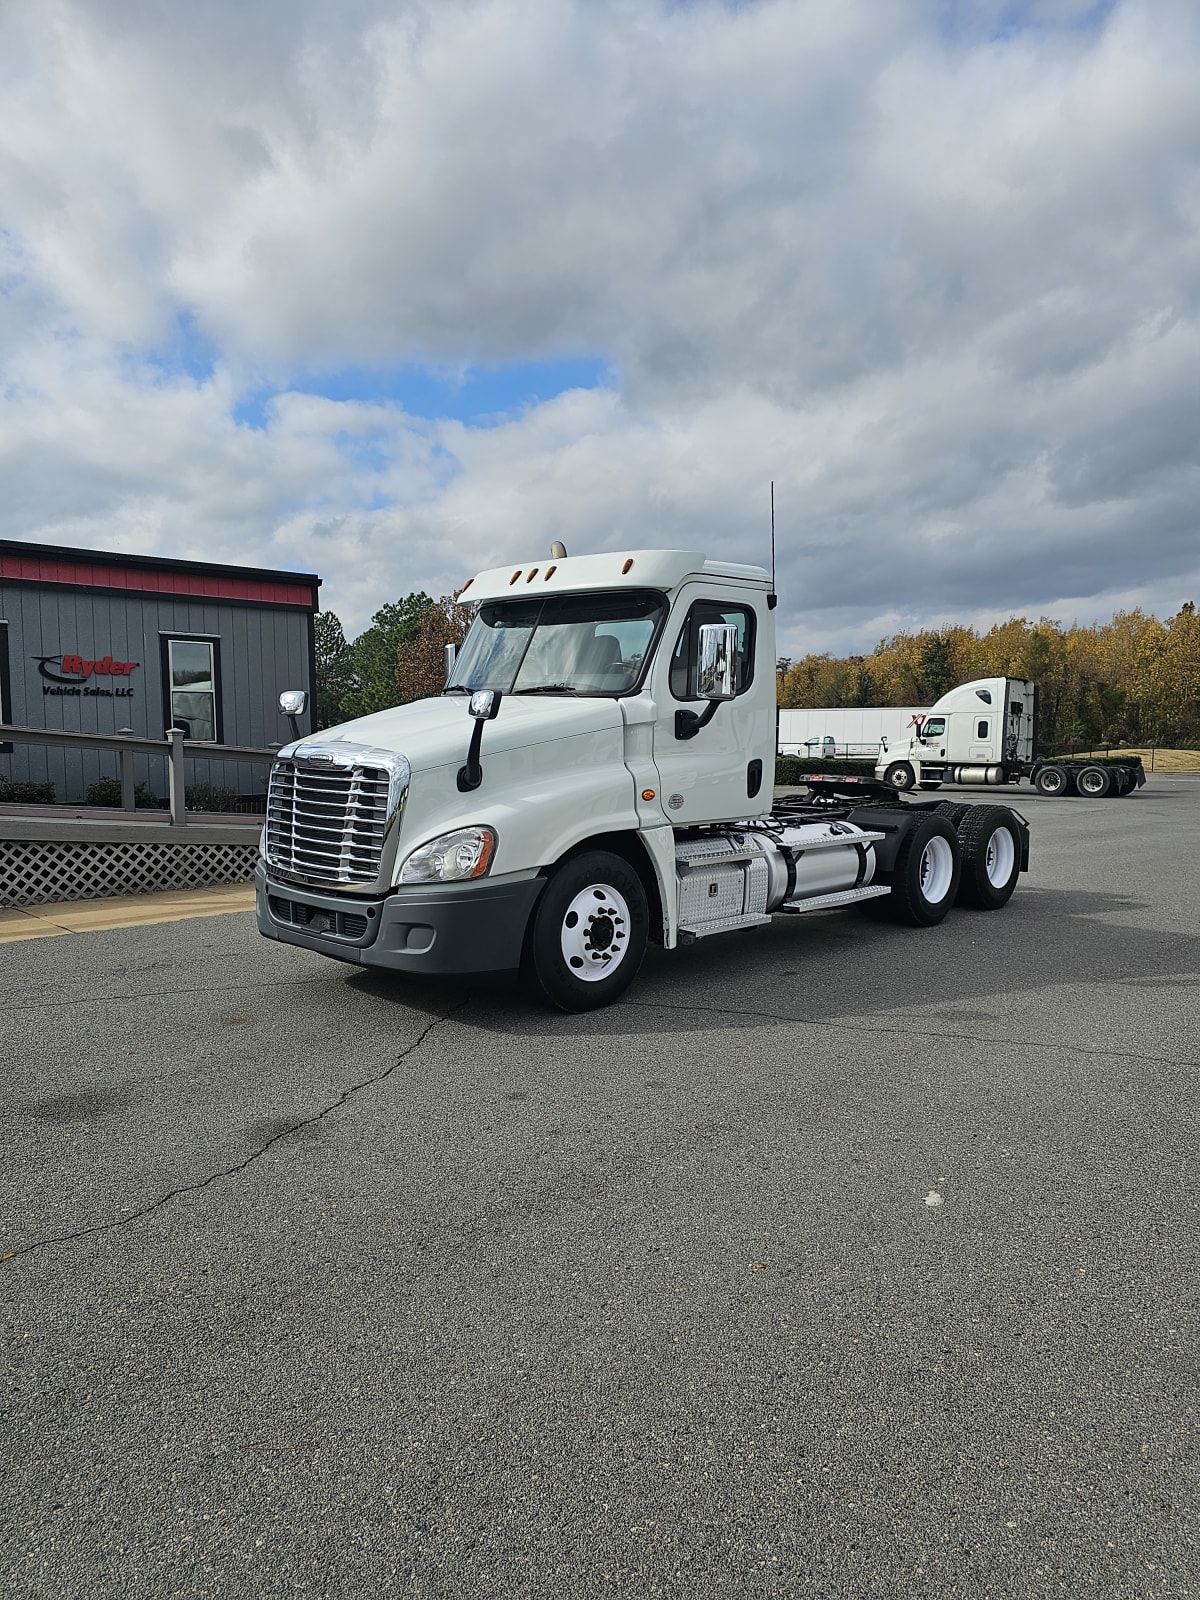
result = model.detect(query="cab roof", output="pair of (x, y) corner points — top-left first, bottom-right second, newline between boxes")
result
(458, 549), (771, 605)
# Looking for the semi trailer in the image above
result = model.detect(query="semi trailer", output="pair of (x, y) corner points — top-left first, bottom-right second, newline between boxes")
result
(778, 705), (929, 758)
(257, 548), (1030, 1011)
(874, 677), (1146, 798)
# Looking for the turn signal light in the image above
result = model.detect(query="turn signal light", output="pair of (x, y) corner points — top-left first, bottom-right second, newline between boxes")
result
(641, 788), (656, 801)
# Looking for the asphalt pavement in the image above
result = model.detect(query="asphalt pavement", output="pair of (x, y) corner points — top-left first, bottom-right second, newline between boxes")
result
(3, 779), (1198, 1598)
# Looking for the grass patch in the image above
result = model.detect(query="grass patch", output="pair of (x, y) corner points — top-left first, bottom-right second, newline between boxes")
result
(1069, 748), (1200, 774)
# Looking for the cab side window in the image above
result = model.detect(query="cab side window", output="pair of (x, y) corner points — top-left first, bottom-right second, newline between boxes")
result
(669, 602), (755, 701)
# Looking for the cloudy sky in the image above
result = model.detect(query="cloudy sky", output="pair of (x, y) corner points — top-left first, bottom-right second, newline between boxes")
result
(1, 0), (1197, 658)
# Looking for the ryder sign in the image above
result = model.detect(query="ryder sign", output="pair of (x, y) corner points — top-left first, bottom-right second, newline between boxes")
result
(36, 653), (140, 697)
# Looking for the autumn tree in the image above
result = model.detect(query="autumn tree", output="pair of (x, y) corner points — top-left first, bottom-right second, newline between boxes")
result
(393, 593), (473, 705)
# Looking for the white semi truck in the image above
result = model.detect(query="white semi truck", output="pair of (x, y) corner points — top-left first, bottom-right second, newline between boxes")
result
(874, 677), (1146, 798)
(257, 548), (1030, 1011)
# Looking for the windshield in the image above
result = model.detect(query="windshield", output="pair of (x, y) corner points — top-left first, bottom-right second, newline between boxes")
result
(448, 590), (665, 696)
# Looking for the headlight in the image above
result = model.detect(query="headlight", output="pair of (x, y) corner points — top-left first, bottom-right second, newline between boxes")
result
(399, 826), (497, 884)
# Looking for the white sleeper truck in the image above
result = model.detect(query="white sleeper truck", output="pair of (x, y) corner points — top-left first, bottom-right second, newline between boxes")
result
(257, 549), (1031, 1011)
(875, 677), (1146, 798)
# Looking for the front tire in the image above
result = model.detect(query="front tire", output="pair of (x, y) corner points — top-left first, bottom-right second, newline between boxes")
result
(877, 815), (961, 926)
(956, 805), (1022, 910)
(884, 762), (916, 792)
(524, 850), (649, 1011)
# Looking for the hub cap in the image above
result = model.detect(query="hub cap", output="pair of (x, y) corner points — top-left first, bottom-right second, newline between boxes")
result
(918, 836), (955, 905)
(560, 883), (632, 983)
(984, 825), (1016, 887)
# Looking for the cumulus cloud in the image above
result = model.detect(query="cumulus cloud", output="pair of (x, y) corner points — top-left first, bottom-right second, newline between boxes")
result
(0, 0), (1197, 651)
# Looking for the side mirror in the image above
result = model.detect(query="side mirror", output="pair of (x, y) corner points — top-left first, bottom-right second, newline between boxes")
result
(695, 623), (738, 701)
(676, 624), (739, 741)
(459, 690), (503, 791)
(469, 688), (502, 721)
(279, 688), (308, 740)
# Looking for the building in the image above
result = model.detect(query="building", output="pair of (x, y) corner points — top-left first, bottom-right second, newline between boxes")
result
(0, 539), (319, 806)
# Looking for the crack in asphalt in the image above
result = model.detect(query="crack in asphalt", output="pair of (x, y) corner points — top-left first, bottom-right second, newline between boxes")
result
(0, 1001), (469, 1266)
(623, 996), (1200, 1071)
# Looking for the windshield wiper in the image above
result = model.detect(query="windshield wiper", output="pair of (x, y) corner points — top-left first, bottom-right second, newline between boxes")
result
(442, 685), (471, 694)
(513, 683), (580, 695)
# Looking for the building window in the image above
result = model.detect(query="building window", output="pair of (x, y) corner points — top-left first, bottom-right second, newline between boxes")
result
(669, 601), (756, 700)
(161, 635), (222, 742)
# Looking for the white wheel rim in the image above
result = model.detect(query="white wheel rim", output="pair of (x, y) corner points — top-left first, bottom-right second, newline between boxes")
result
(983, 825), (1016, 887)
(919, 836), (955, 905)
(1080, 770), (1105, 794)
(559, 883), (632, 983)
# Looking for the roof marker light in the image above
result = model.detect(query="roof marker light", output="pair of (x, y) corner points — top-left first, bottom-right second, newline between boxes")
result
(509, 571), (522, 585)
(526, 567), (539, 582)
(622, 558), (634, 574)
(545, 565), (557, 579)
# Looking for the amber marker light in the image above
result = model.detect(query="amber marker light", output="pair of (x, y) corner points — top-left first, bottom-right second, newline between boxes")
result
(641, 788), (656, 800)
(459, 577), (473, 593)
(622, 558), (634, 574)
(509, 570), (522, 585)
(545, 565), (557, 579)
(526, 567), (539, 582)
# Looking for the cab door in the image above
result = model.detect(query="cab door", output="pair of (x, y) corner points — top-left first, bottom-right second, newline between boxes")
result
(648, 585), (774, 825)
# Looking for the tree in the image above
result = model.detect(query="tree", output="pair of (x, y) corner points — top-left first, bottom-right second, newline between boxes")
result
(338, 593), (434, 721)
(313, 611), (356, 730)
(394, 594), (474, 705)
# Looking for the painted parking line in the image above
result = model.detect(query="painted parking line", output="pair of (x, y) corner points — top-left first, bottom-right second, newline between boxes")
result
(0, 883), (257, 944)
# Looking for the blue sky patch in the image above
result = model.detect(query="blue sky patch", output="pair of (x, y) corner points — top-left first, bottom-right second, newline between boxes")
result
(138, 310), (219, 385)
(232, 355), (614, 432)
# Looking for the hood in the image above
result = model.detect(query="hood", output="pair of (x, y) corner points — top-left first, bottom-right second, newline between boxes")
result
(304, 693), (626, 771)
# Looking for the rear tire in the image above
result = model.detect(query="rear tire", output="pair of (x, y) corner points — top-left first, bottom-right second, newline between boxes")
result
(884, 762), (916, 792)
(956, 805), (1022, 910)
(1034, 765), (1069, 796)
(933, 801), (970, 827)
(1076, 764), (1111, 797)
(524, 850), (648, 1011)
(877, 815), (961, 927)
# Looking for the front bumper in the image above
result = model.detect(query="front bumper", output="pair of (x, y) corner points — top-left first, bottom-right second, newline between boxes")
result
(256, 862), (545, 976)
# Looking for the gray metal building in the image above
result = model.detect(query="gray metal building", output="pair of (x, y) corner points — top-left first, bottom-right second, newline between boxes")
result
(0, 540), (319, 806)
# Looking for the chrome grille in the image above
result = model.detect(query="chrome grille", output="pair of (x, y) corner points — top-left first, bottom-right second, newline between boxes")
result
(264, 743), (408, 889)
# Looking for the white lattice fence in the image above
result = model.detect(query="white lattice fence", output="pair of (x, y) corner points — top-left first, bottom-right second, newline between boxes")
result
(1, 841), (260, 907)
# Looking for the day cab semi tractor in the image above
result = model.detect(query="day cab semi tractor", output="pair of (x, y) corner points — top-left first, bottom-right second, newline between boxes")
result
(257, 547), (1031, 1011)
(875, 678), (1147, 799)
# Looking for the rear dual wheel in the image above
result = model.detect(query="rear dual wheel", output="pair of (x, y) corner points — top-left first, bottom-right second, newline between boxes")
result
(874, 815), (961, 927)
(955, 805), (1023, 910)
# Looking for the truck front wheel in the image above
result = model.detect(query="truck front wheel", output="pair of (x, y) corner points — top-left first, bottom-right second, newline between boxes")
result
(524, 850), (649, 1011)
(883, 762), (916, 792)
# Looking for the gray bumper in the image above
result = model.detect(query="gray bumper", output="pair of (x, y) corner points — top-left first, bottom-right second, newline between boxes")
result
(256, 862), (545, 976)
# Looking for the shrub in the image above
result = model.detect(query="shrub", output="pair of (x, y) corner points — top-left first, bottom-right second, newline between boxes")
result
(0, 778), (56, 804)
(185, 784), (239, 813)
(85, 778), (159, 808)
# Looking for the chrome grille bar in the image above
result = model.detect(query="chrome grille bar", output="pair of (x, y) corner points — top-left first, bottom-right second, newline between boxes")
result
(264, 741), (410, 891)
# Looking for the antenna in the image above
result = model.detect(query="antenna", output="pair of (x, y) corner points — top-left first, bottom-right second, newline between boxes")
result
(768, 481), (777, 609)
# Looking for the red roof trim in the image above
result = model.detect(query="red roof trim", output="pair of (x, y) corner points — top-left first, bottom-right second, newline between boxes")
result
(0, 551), (317, 609)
